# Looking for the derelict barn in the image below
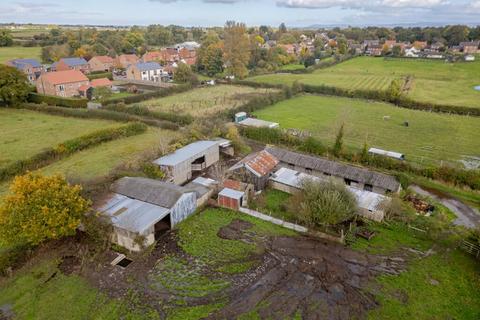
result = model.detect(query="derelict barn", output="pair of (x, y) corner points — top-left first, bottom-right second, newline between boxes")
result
(270, 167), (390, 222)
(266, 147), (401, 195)
(229, 150), (279, 191)
(98, 177), (197, 251)
(153, 140), (221, 185)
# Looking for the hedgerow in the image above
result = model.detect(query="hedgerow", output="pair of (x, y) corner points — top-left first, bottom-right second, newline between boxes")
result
(28, 93), (88, 108)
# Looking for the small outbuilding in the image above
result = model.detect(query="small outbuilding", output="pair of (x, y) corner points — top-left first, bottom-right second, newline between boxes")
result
(368, 148), (405, 161)
(229, 150), (279, 190)
(218, 187), (245, 210)
(237, 117), (279, 129)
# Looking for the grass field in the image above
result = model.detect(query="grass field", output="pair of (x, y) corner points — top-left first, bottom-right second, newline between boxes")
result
(0, 46), (42, 64)
(0, 109), (121, 169)
(250, 56), (480, 108)
(136, 85), (277, 117)
(253, 95), (480, 167)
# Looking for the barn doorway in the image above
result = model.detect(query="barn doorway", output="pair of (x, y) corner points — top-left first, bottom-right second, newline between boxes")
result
(154, 215), (171, 240)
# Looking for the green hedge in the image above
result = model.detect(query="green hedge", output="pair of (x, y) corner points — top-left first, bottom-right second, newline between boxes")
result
(19, 103), (180, 131)
(87, 72), (113, 81)
(28, 93), (88, 108)
(103, 104), (193, 125)
(0, 122), (148, 182)
(104, 83), (193, 105)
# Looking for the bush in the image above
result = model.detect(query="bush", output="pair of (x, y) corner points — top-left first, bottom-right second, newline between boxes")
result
(104, 83), (193, 105)
(0, 65), (31, 106)
(87, 72), (113, 81)
(28, 93), (88, 108)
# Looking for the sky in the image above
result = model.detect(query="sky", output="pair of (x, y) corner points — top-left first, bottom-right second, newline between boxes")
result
(0, 0), (479, 27)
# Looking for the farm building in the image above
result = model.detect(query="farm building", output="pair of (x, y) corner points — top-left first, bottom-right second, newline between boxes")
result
(223, 179), (254, 206)
(153, 140), (223, 185)
(229, 150), (279, 190)
(368, 148), (405, 160)
(266, 146), (401, 195)
(270, 167), (389, 222)
(184, 177), (217, 207)
(218, 187), (245, 210)
(98, 177), (197, 251)
(235, 112), (279, 129)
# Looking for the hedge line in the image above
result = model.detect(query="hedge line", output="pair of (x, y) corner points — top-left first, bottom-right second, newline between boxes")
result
(19, 103), (180, 130)
(277, 54), (358, 75)
(0, 122), (147, 182)
(103, 83), (193, 105)
(302, 84), (480, 116)
(103, 103), (193, 125)
(28, 93), (88, 108)
(240, 126), (480, 190)
(87, 72), (113, 81)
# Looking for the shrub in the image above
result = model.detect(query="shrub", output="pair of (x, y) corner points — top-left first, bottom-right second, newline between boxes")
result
(0, 173), (90, 246)
(104, 83), (193, 105)
(87, 72), (113, 81)
(0, 65), (31, 106)
(103, 103), (193, 125)
(28, 93), (88, 108)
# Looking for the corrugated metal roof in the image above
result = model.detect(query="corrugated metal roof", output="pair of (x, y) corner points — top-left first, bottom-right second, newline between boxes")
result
(10, 58), (42, 69)
(238, 118), (279, 128)
(266, 147), (400, 192)
(153, 140), (220, 166)
(100, 193), (170, 234)
(191, 177), (217, 187)
(230, 150), (279, 177)
(219, 187), (244, 200)
(368, 148), (405, 160)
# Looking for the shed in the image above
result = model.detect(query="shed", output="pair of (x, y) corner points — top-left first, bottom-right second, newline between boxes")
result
(184, 177), (218, 207)
(98, 177), (197, 251)
(368, 148), (405, 161)
(218, 188), (245, 210)
(237, 118), (279, 129)
(235, 112), (248, 123)
(269, 167), (389, 222)
(152, 140), (221, 185)
(229, 150), (279, 190)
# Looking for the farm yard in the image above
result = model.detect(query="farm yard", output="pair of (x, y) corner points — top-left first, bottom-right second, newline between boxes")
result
(250, 56), (480, 109)
(0, 46), (42, 64)
(136, 85), (278, 117)
(253, 95), (480, 167)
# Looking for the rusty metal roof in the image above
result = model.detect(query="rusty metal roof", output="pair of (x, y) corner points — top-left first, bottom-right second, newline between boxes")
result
(230, 150), (279, 177)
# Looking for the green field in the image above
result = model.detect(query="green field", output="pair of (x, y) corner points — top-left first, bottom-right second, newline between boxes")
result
(0, 46), (42, 64)
(253, 95), (480, 167)
(250, 56), (480, 109)
(136, 85), (277, 117)
(0, 109), (121, 169)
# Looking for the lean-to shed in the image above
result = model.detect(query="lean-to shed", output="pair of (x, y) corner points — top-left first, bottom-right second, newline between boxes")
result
(229, 150), (279, 190)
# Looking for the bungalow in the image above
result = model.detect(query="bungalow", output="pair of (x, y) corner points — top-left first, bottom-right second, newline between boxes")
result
(53, 57), (90, 74)
(36, 70), (89, 97)
(98, 177), (197, 251)
(153, 140), (222, 185)
(114, 54), (139, 69)
(126, 62), (165, 83)
(229, 150), (279, 190)
(460, 41), (480, 54)
(265, 146), (401, 195)
(88, 55), (114, 72)
(7, 58), (43, 83)
(269, 167), (390, 222)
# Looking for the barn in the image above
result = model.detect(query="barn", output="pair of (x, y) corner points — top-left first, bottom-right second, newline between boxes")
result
(98, 177), (197, 251)
(229, 150), (279, 190)
(270, 167), (389, 222)
(152, 140), (222, 185)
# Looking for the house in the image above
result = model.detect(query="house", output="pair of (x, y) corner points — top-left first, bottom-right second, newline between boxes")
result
(126, 62), (166, 83)
(279, 44), (296, 55)
(175, 41), (201, 50)
(36, 70), (89, 97)
(7, 58), (43, 83)
(460, 41), (479, 54)
(53, 57), (90, 73)
(413, 41), (428, 50)
(384, 40), (397, 49)
(88, 56), (114, 72)
(114, 54), (139, 69)
(229, 150), (279, 190)
(153, 140), (222, 185)
(405, 46), (420, 58)
(97, 177), (197, 251)
(143, 49), (178, 64)
(430, 42), (445, 51)
(269, 167), (390, 222)
(368, 148), (405, 161)
(265, 146), (401, 195)
(366, 44), (383, 56)
(78, 78), (113, 98)
(363, 40), (380, 50)
(218, 188), (245, 211)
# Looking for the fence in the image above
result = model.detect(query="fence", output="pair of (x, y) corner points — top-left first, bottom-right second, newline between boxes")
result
(461, 240), (480, 259)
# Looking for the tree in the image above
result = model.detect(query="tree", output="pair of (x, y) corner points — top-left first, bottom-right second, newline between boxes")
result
(174, 62), (197, 84)
(332, 123), (344, 157)
(93, 86), (113, 102)
(223, 21), (251, 79)
(290, 179), (357, 226)
(0, 30), (13, 47)
(0, 173), (90, 246)
(278, 23), (287, 34)
(204, 44), (224, 76)
(387, 79), (403, 101)
(0, 65), (31, 106)
(41, 43), (71, 63)
(392, 45), (402, 56)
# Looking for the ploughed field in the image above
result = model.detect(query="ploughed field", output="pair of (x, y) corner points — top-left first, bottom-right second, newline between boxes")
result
(135, 85), (278, 117)
(0, 46), (42, 64)
(253, 95), (480, 167)
(250, 56), (480, 109)
(1, 208), (479, 319)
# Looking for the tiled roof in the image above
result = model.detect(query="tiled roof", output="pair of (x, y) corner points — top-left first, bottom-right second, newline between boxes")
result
(135, 62), (162, 72)
(91, 56), (113, 64)
(60, 57), (88, 66)
(91, 78), (112, 87)
(224, 179), (242, 191)
(40, 70), (89, 85)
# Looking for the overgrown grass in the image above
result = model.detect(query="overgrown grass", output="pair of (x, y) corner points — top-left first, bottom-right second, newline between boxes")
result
(177, 208), (295, 273)
(253, 94), (480, 167)
(166, 303), (225, 320)
(368, 250), (480, 319)
(251, 189), (298, 223)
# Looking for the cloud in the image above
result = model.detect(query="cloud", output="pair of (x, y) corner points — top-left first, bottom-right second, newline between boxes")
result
(150, 0), (243, 3)
(276, 0), (448, 9)
(471, 0), (480, 8)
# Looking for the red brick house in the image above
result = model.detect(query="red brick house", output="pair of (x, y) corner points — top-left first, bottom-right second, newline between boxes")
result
(6, 59), (44, 83)
(53, 57), (90, 74)
(36, 70), (89, 97)
(114, 54), (139, 69)
(461, 41), (479, 54)
(88, 56), (114, 72)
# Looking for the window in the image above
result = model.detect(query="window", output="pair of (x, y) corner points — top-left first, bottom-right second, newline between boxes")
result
(324, 172), (331, 176)
(58, 85), (65, 92)
(344, 178), (352, 185)
(306, 168), (312, 173)
(142, 71), (146, 75)
(364, 184), (373, 192)
(288, 163), (295, 168)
